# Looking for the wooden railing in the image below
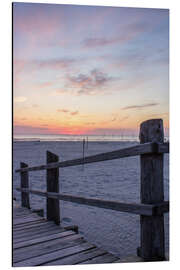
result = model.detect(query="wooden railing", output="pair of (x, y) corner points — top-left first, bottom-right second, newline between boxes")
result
(15, 119), (169, 261)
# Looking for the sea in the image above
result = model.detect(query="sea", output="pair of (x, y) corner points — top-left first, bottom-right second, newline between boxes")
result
(13, 134), (169, 142)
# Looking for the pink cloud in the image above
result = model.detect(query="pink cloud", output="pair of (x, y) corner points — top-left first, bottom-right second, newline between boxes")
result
(13, 125), (50, 134)
(71, 111), (78, 116)
(82, 21), (154, 49)
(66, 69), (113, 95)
(57, 109), (69, 113)
(37, 59), (75, 70)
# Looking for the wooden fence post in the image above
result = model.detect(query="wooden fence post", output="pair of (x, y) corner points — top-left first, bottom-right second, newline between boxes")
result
(20, 162), (30, 209)
(46, 151), (60, 225)
(138, 119), (165, 261)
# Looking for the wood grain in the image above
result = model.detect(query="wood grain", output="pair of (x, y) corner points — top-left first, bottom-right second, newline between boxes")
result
(46, 151), (60, 225)
(139, 119), (165, 261)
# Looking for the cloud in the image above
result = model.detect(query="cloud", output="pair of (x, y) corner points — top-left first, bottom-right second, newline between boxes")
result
(122, 103), (159, 110)
(67, 69), (113, 95)
(14, 58), (75, 77)
(57, 109), (69, 113)
(57, 109), (79, 116)
(82, 22), (151, 49)
(14, 96), (27, 103)
(36, 58), (75, 70)
(71, 111), (78, 116)
(82, 37), (119, 48)
(13, 125), (50, 134)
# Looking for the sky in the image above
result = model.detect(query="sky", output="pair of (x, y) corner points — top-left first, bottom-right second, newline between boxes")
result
(13, 2), (169, 135)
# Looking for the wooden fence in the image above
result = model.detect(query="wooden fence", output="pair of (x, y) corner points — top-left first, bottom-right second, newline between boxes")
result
(15, 119), (169, 261)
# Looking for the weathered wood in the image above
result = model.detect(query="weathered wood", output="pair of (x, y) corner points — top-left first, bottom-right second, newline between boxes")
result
(153, 201), (169, 215)
(13, 242), (95, 267)
(13, 205), (122, 266)
(14, 230), (75, 249)
(13, 216), (44, 226)
(13, 227), (65, 244)
(158, 142), (169, 153)
(20, 162), (30, 208)
(46, 151), (60, 225)
(16, 187), (169, 216)
(13, 220), (48, 231)
(13, 223), (55, 236)
(44, 247), (107, 265)
(138, 119), (165, 261)
(13, 220), (54, 232)
(14, 218), (45, 228)
(14, 212), (42, 220)
(15, 142), (169, 173)
(13, 223), (59, 238)
(13, 234), (84, 263)
(64, 225), (79, 233)
(13, 208), (31, 215)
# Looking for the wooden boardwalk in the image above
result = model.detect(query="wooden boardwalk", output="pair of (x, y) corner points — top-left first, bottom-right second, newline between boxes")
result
(14, 120), (169, 263)
(13, 204), (120, 267)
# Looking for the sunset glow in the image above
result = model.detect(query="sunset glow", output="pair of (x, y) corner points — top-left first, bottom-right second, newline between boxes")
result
(13, 3), (169, 135)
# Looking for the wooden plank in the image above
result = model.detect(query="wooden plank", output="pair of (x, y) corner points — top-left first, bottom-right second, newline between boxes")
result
(14, 213), (31, 218)
(46, 151), (60, 225)
(79, 253), (118, 264)
(13, 234), (84, 263)
(44, 247), (107, 265)
(13, 208), (31, 215)
(13, 222), (61, 237)
(13, 220), (48, 231)
(13, 215), (44, 226)
(14, 212), (43, 220)
(138, 119), (165, 261)
(13, 227), (65, 244)
(14, 233), (80, 256)
(13, 207), (31, 213)
(15, 142), (158, 173)
(13, 230), (75, 249)
(16, 188), (169, 216)
(13, 219), (46, 229)
(13, 222), (59, 238)
(13, 216), (44, 228)
(13, 226), (64, 241)
(13, 242), (95, 267)
(20, 162), (30, 208)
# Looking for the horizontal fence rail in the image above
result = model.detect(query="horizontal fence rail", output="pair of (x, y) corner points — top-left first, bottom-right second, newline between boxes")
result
(16, 188), (169, 216)
(14, 119), (169, 262)
(15, 142), (169, 173)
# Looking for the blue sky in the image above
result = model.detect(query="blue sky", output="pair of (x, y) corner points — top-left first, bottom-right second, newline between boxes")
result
(13, 3), (169, 135)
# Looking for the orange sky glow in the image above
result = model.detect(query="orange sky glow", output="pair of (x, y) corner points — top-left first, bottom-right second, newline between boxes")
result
(13, 3), (169, 136)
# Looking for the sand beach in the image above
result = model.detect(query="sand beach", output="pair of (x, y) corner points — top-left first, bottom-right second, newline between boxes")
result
(13, 140), (169, 258)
